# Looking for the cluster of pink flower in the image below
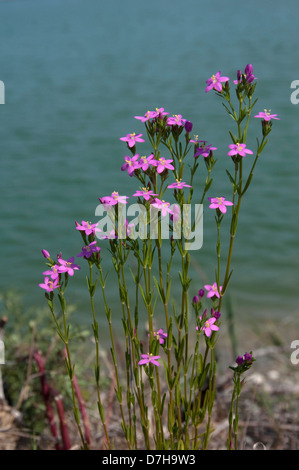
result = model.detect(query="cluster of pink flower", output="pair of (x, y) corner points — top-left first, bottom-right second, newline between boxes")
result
(120, 152), (175, 177)
(39, 250), (81, 292)
(139, 328), (168, 367)
(205, 65), (279, 122)
(193, 287), (221, 338)
(116, 106), (234, 226)
(97, 116), (197, 221)
(39, 232), (102, 292)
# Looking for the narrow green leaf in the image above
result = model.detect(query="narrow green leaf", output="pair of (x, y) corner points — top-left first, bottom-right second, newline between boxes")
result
(98, 402), (105, 422)
(73, 406), (80, 425)
(153, 276), (165, 302)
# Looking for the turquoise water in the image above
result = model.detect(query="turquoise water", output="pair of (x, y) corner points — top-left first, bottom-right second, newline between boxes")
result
(1, 0), (299, 329)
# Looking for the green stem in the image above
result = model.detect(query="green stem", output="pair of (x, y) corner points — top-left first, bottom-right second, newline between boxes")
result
(52, 292), (88, 449)
(157, 221), (174, 447)
(96, 261), (129, 443)
(88, 263), (111, 449)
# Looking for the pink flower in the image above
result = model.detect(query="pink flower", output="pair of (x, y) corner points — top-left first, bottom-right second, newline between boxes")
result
(77, 241), (101, 259)
(120, 133), (145, 148)
(205, 71), (229, 93)
(132, 188), (158, 201)
(254, 110), (280, 121)
(99, 191), (129, 207)
(138, 353), (161, 367)
(121, 154), (140, 176)
(39, 276), (60, 292)
(134, 110), (158, 122)
(43, 265), (61, 280)
(138, 154), (156, 171)
(170, 204), (181, 223)
(151, 198), (174, 217)
(208, 196), (233, 214)
(134, 108), (168, 122)
(190, 135), (201, 144)
(154, 107), (169, 119)
(76, 220), (99, 236)
(151, 157), (175, 174)
(126, 222), (135, 238)
(167, 179), (192, 189)
(228, 143), (253, 157)
(99, 230), (117, 240)
(57, 256), (81, 276)
(194, 141), (218, 158)
(202, 317), (219, 337)
(167, 114), (187, 126)
(149, 328), (168, 345)
(204, 282), (222, 299)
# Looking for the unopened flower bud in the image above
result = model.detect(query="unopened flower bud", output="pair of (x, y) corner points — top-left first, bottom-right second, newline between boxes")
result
(202, 308), (208, 319)
(246, 74), (255, 84)
(244, 64), (253, 76)
(198, 289), (205, 298)
(236, 355), (244, 366)
(184, 120), (193, 133)
(244, 352), (253, 362)
(213, 310), (221, 320)
(41, 249), (50, 259)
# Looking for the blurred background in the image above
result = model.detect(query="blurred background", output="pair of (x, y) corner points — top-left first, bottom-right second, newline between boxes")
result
(0, 0), (298, 337)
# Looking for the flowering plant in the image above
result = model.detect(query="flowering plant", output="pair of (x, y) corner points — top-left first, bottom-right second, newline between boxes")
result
(39, 64), (278, 450)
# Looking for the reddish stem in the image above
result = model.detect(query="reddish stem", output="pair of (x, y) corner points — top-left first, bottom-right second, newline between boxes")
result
(54, 394), (71, 450)
(33, 350), (62, 450)
(34, 350), (72, 450)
